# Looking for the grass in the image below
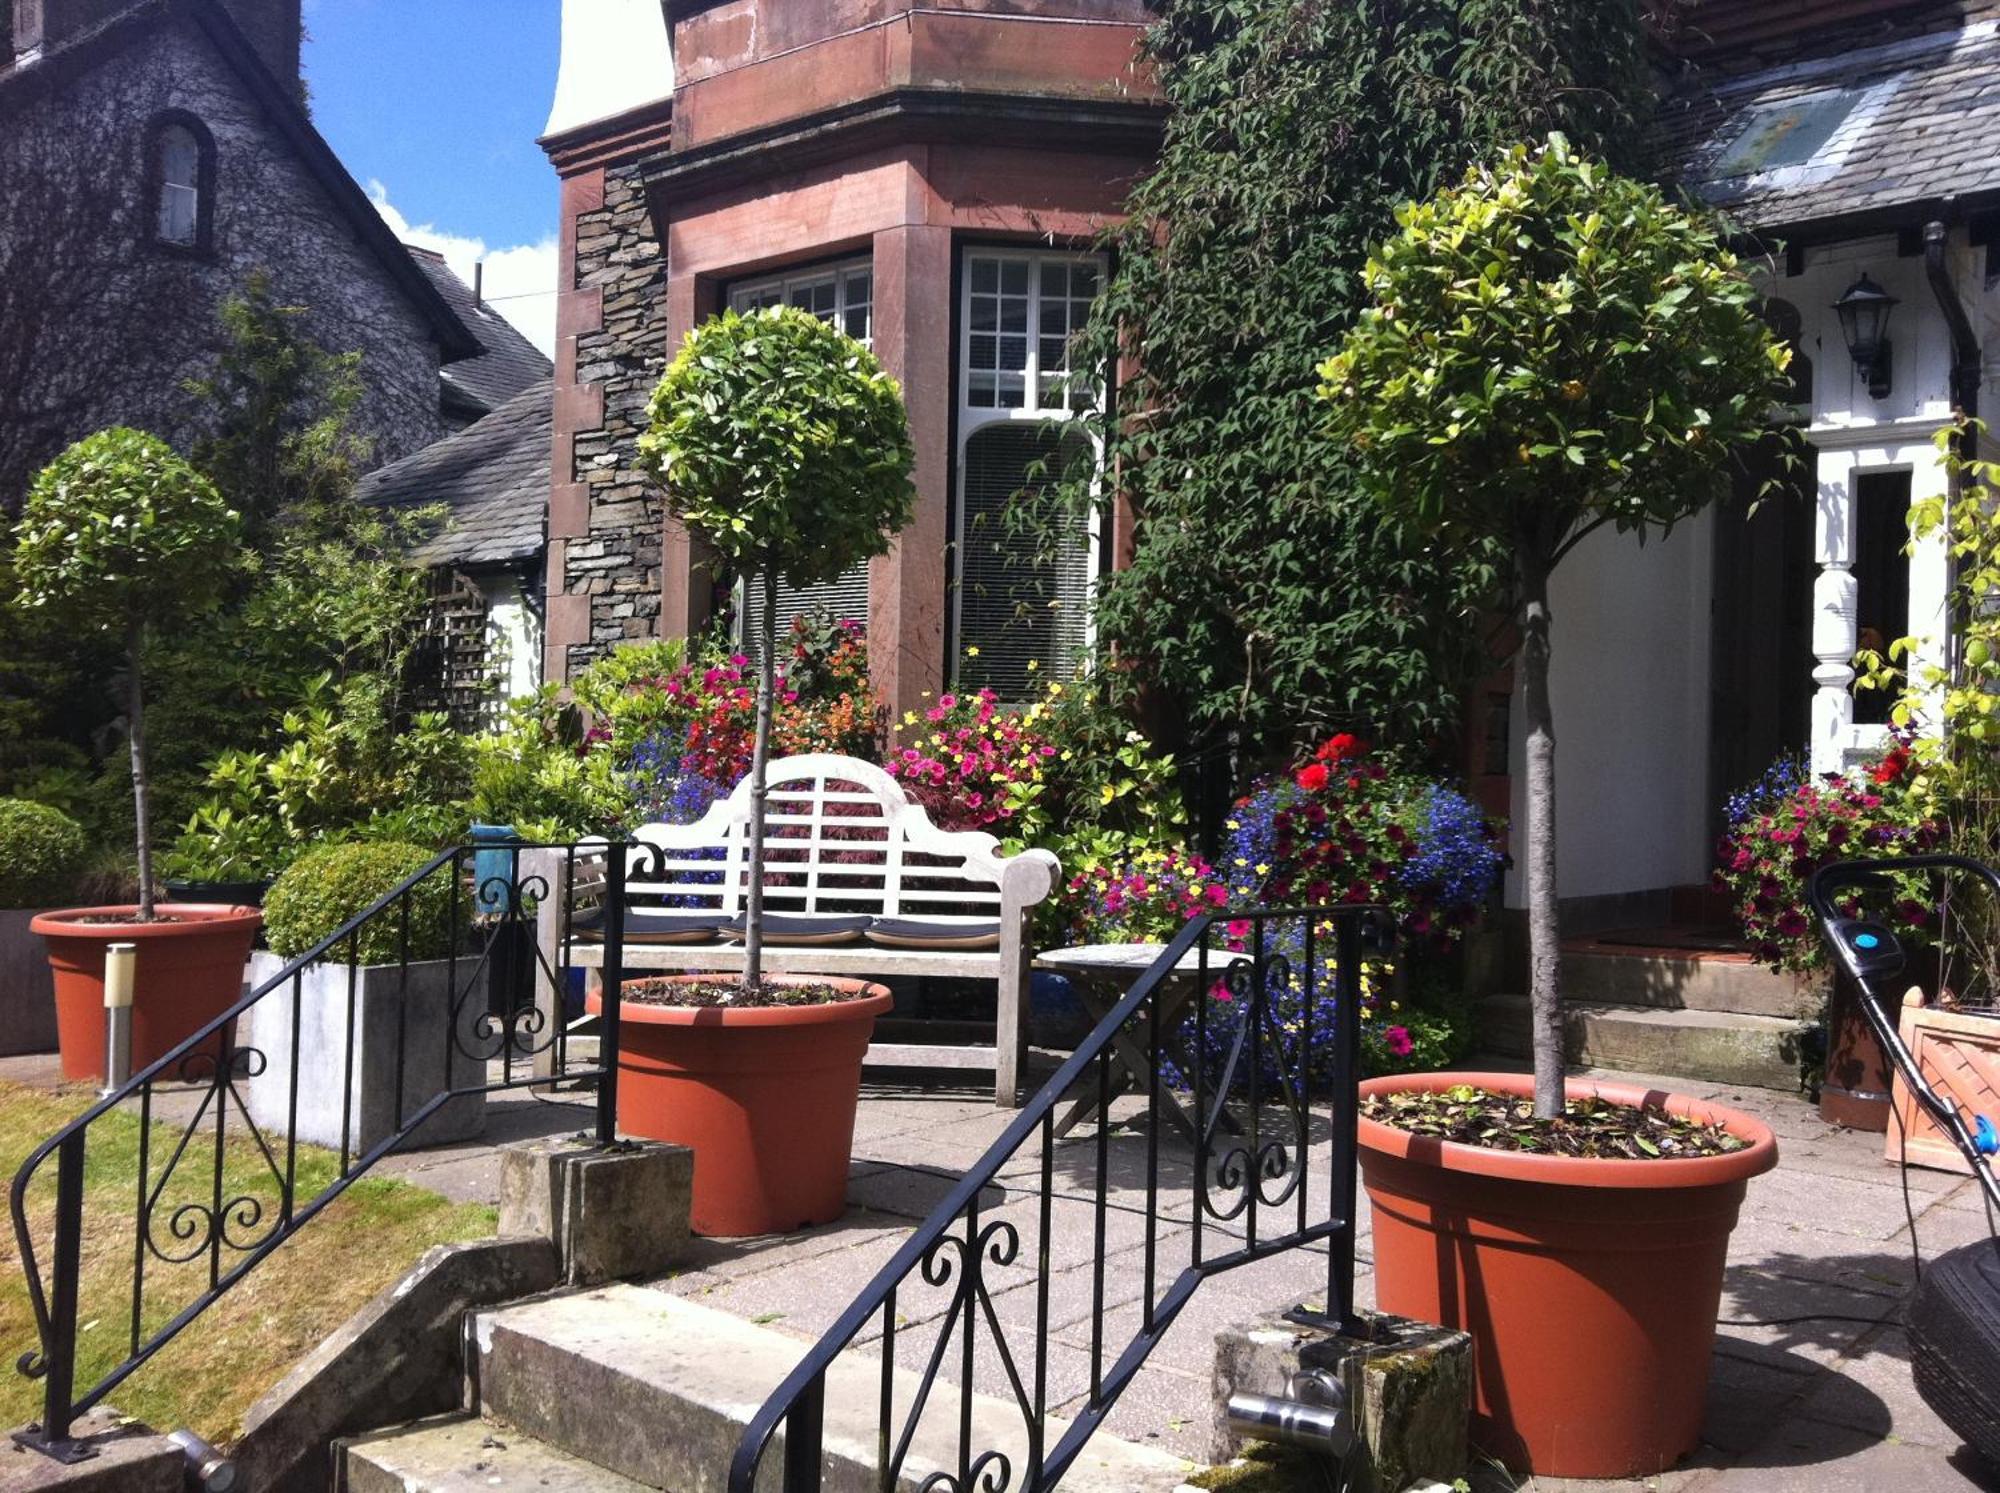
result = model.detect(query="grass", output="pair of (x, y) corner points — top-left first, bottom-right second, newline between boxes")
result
(0, 1079), (494, 1444)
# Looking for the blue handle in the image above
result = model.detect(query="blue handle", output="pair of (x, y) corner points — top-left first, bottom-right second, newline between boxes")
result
(1975, 1115), (1998, 1156)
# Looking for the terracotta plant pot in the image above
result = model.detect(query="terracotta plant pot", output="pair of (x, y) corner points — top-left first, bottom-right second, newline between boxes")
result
(34, 904), (263, 1083)
(587, 975), (892, 1237)
(1821, 967), (1892, 1132)
(1358, 1070), (1778, 1478)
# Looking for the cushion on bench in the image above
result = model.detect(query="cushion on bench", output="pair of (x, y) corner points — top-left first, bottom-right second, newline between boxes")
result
(719, 913), (873, 945)
(572, 907), (727, 944)
(866, 917), (1003, 951)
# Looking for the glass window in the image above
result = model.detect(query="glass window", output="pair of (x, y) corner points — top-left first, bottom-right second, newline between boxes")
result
(961, 251), (1104, 415)
(727, 258), (873, 347)
(155, 123), (202, 247)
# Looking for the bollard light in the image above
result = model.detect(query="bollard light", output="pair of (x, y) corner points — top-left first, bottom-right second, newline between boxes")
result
(101, 943), (135, 1095)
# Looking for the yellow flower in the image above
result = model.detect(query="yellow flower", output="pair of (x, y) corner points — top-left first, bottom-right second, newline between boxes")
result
(1100, 785), (1116, 806)
(1026, 659), (1039, 672)
(1255, 863), (1270, 876)
(1049, 683), (1064, 696)
(966, 645), (980, 657)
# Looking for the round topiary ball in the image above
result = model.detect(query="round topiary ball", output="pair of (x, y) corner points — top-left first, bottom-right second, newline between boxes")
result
(0, 799), (90, 910)
(263, 841), (462, 965)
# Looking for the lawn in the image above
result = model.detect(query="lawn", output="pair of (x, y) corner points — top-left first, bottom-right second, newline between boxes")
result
(0, 1079), (494, 1444)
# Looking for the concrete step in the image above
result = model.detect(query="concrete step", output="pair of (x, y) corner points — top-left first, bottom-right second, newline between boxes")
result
(1558, 943), (1822, 1019)
(474, 1283), (1197, 1493)
(1478, 993), (1812, 1092)
(339, 1413), (654, 1492)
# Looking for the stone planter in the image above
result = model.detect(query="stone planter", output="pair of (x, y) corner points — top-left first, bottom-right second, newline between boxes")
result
(1886, 986), (2000, 1175)
(0, 908), (60, 1057)
(244, 950), (485, 1156)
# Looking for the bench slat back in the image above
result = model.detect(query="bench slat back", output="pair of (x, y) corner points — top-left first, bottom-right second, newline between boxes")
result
(628, 753), (1009, 922)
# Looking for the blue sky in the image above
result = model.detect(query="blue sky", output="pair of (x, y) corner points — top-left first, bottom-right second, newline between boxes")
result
(303, 0), (562, 353)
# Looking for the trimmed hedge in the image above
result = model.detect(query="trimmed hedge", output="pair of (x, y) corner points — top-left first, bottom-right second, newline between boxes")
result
(263, 841), (462, 965)
(0, 799), (89, 909)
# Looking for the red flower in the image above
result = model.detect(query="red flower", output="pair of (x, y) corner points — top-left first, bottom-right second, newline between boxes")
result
(1871, 747), (1911, 785)
(1317, 732), (1365, 764)
(1296, 762), (1330, 792)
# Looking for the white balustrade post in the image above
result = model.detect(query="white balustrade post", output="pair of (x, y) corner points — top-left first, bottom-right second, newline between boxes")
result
(1811, 447), (1859, 775)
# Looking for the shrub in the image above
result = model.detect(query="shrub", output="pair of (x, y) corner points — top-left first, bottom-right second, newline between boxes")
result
(263, 841), (462, 965)
(0, 798), (89, 908)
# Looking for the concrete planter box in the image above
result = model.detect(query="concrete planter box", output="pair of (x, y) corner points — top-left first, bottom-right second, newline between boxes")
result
(0, 907), (60, 1057)
(244, 951), (485, 1155)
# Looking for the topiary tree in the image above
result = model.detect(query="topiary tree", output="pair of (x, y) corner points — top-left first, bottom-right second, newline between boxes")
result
(1318, 136), (1795, 1117)
(12, 429), (243, 919)
(640, 306), (916, 983)
(0, 798), (90, 909)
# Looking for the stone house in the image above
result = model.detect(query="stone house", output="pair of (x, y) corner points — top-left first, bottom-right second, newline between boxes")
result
(0, 0), (482, 509)
(536, 1), (1998, 983)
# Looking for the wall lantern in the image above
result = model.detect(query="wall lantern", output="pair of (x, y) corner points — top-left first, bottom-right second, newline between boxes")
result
(1833, 273), (1897, 400)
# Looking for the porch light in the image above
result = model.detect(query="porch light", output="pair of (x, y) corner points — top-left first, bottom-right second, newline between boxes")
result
(1833, 274), (1897, 399)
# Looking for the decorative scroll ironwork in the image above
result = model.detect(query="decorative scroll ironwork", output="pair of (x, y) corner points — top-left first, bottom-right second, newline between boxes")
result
(730, 903), (1388, 1493)
(9, 841), (635, 1463)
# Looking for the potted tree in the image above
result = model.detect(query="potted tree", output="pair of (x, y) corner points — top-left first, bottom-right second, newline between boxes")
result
(598, 304), (915, 1236)
(1318, 138), (1792, 1476)
(12, 429), (263, 1081)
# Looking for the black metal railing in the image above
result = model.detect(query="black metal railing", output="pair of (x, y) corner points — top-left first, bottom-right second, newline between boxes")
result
(730, 902), (1388, 1492)
(9, 840), (644, 1463)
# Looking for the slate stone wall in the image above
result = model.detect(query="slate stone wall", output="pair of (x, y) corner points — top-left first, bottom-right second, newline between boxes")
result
(545, 154), (668, 680)
(0, 12), (446, 508)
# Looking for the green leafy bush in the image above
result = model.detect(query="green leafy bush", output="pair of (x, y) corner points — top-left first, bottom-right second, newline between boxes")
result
(263, 840), (463, 965)
(0, 798), (89, 909)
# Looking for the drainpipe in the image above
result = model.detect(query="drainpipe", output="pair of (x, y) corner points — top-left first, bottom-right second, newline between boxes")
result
(1924, 220), (1980, 682)
(1923, 221), (1979, 420)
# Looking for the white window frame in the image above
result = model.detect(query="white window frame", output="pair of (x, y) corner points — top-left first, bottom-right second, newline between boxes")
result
(953, 248), (1108, 695)
(727, 256), (873, 347)
(725, 256), (876, 646)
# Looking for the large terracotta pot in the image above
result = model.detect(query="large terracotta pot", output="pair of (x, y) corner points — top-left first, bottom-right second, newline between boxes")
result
(34, 905), (263, 1083)
(587, 975), (892, 1237)
(1358, 1070), (1778, 1478)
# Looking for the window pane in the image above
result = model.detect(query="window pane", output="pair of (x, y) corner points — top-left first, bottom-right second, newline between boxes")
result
(997, 372), (1025, 408)
(1039, 335), (1068, 373)
(970, 296), (997, 333)
(158, 182), (198, 245)
(999, 335), (1028, 372)
(1071, 263), (1097, 299)
(1041, 261), (1069, 299)
(969, 371), (997, 406)
(971, 335), (997, 371)
(999, 295), (1027, 335)
(160, 126), (199, 188)
(971, 258), (998, 294)
(1000, 260), (1029, 296)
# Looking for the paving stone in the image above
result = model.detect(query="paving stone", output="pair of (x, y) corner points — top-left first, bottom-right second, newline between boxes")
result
(1739, 1165), (1952, 1242)
(1711, 1265), (1902, 1373)
(1723, 1212), (1916, 1296)
(1679, 1416), (1994, 1490)
(1787, 1321), (1961, 1451)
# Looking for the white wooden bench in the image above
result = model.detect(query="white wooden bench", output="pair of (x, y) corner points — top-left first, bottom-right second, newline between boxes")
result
(534, 753), (1059, 1106)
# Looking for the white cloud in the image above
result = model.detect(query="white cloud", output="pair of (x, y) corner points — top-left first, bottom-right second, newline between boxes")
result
(366, 181), (559, 359)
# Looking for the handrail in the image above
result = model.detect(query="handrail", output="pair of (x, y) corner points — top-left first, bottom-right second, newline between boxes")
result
(10, 840), (637, 1463)
(730, 902), (1387, 1492)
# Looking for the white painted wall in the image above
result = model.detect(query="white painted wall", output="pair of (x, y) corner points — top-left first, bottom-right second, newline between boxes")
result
(545, 0), (674, 139)
(1504, 513), (1715, 908)
(483, 573), (542, 712)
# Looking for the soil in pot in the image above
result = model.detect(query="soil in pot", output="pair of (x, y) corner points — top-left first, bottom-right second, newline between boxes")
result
(589, 974), (892, 1237)
(34, 904), (262, 1083)
(1358, 1071), (1778, 1479)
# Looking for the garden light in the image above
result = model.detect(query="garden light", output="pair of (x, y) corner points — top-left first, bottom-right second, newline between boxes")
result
(1834, 273), (1897, 399)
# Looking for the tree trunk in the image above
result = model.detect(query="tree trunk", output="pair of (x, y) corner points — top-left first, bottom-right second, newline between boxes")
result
(127, 620), (154, 922)
(742, 569), (779, 988)
(1519, 546), (1563, 1119)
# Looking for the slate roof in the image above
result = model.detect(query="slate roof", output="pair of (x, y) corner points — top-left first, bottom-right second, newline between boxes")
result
(407, 248), (553, 420)
(1664, 1), (2000, 233)
(356, 382), (551, 569)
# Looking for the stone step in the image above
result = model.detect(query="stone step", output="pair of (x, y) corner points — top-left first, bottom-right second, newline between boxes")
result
(473, 1283), (1198, 1493)
(1558, 944), (1821, 1019)
(339, 1413), (654, 1492)
(1478, 993), (1812, 1092)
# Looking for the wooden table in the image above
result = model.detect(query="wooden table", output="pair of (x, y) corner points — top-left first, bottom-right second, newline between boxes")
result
(1034, 943), (1223, 1140)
